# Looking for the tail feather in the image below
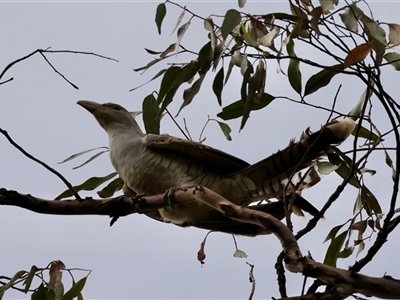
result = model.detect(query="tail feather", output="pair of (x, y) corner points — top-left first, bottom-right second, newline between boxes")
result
(234, 119), (355, 202)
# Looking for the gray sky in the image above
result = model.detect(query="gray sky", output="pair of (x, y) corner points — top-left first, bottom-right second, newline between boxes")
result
(1, 1), (399, 299)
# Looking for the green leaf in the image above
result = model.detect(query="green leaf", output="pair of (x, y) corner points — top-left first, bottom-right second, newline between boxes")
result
(362, 185), (382, 215)
(240, 70), (257, 130)
(142, 93), (161, 134)
(217, 121), (232, 141)
(384, 52), (400, 71)
(0, 270), (26, 297)
(362, 16), (387, 46)
(217, 93), (275, 120)
(384, 149), (396, 181)
(198, 42), (213, 73)
(171, 6), (186, 35)
(157, 66), (183, 104)
(55, 172), (118, 200)
(23, 265), (38, 293)
(339, 3), (363, 33)
(323, 224), (344, 243)
(155, 3), (166, 35)
(264, 12), (300, 23)
(133, 58), (163, 73)
(353, 192), (364, 216)
(224, 61), (235, 85)
(336, 246), (354, 259)
(58, 147), (108, 164)
(31, 284), (54, 300)
(287, 39), (302, 94)
(221, 9), (241, 40)
(179, 74), (205, 116)
(352, 125), (380, 143)
(97, 177), (124, 198)
(72, 150), (108, 170)
(176, 21), (191, 52)
(238, 0), (246, 8)
(328, 152), (360, 188)
(350, 220), (368, 233)
(348, 81), (374, 120)
(62, 277), (87, 300)
(212, 67), (224, 106)
(304, 64), (342, 96)
(324, 230), (348, 267)
(130, 69), (167, 91)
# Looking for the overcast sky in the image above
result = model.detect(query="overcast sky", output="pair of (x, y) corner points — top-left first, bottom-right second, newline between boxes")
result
(1, 1), (400, 299)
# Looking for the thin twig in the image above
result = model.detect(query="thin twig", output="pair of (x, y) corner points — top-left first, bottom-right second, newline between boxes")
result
(0, 129), (81, 200)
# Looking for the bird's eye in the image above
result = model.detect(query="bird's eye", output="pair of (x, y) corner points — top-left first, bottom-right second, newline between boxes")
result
(113, 104), (122, 110)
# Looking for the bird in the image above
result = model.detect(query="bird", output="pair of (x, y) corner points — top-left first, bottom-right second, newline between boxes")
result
(77, 100), (356, 236)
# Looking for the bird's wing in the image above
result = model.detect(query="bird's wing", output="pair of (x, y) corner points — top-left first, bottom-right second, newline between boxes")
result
(143, 134), (250, 175)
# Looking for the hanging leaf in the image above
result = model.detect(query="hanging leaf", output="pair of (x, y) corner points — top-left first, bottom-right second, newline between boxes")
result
(204, 18), (217, 53)
(319, 0), (338, 14)
(257, 26), (280, 48)
(134, 58), (163, 73)
(336, 246), (354, 259)
(384, 149), (396, 181)
(217, 121), (232, 141)
(384, 52), (400, 71)
(324, 230), (348, 267)
(160, 43), (176, 58)
(352, 125), (380, 143)
(328, 152), (360, 188)
(155, 3), (166, 35)
(55, 172), (118, 200)
(144, 48), (163, 55)
(157, 66), (183, 104)
(339, 3), (363, 33)
(323, 224), (344, 243)
(176, 21), (191, 53)
(304, 64), (342, 96)
(97, 177), (124, 198)
(217, 93), (275, 120)
(23, 265), (38, 293)
(58, 146), (108, 164)
(238, 0), (246, 8)
(212, 67), (224, 106)
(198, 42), (213, 73)
(171, 6), (186, 35)
(72, 150), (109, 170)
(348, 81), (374, 119)
(362, 16), (387, 46)
(221, 9), (241, 40)
(362, 185), (382, 215)
(178, 74), (206, 115)
(142, 93), (161, 134)
(388, 23), (400, 47)
(287, 39), (302, 94)
(343, 42), (372, 68)
(62, 277), (87, 300)
(350, 220), (368, 233)
(130, 68), (167, 92)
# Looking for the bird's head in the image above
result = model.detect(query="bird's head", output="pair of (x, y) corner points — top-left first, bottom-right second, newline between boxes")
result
(77, 100), (143, 134)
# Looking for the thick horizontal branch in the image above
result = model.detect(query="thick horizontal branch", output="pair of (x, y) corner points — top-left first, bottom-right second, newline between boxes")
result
(2, 187), (400, 299)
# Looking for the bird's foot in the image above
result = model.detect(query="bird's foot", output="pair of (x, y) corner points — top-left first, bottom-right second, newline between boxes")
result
(163, 186), (186, 208)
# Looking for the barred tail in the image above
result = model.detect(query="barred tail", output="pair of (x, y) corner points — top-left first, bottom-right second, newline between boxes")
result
(234, 118), (356, 202)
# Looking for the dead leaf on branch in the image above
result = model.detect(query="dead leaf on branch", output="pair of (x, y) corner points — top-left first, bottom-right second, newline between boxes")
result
(343, 42), (372, 68)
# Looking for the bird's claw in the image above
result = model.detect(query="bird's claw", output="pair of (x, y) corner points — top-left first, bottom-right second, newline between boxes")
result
(163, 187), (183, 209)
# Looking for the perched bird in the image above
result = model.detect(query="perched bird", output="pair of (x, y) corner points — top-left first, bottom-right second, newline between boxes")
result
(78, 100), (355, 235)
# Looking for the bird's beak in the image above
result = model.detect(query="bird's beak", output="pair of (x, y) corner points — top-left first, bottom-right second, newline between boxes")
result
(77, 100), (106, 114)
